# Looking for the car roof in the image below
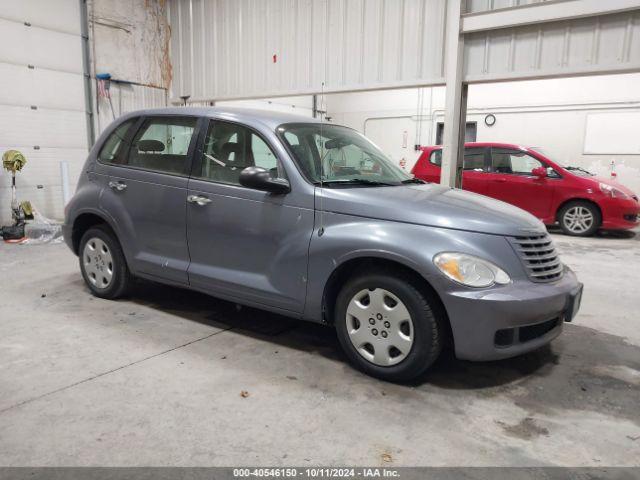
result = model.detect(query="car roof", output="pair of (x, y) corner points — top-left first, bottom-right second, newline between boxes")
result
(119, 106), (323, 130)
(422, 142), (529, 151)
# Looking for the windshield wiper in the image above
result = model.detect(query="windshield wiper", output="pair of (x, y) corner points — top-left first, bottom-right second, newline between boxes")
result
(401, 178), (424, 184)
(314, 178), (397, 187)
(565, 166), (593, 175)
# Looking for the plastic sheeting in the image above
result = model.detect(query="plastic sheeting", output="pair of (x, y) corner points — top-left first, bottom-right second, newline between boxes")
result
(21, 207), (62, 245)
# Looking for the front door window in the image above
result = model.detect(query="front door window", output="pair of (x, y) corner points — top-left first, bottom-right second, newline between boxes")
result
(197, 121), (286, 186)
(490, 148), (544, 175)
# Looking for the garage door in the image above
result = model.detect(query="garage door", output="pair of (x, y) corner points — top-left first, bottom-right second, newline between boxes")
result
(0, 0), (88, 224)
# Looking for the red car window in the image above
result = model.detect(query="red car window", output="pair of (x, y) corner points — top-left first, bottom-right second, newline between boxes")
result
(430, 150), (442, 166)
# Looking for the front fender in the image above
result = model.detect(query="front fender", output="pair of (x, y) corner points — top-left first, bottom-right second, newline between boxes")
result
(303, 211), (524, 322)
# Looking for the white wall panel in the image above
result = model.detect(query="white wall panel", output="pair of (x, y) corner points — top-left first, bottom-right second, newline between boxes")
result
(168, 0), (447, 102)
(584, 111), (640, 154)
(0, 186), (65, 222)
(0, 147), (86, 189)
(0, 19), (83, 74)
(0, 106), (86, 150)
(0, 133), (82, 225)
(0, 2), (88, 223)
(0, 145), (88, 223)
(0, 0), (81, 34)
(0, 63), (84, 110)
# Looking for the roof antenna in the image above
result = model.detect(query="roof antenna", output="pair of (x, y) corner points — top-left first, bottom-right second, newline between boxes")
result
(318, 81), (325, 237)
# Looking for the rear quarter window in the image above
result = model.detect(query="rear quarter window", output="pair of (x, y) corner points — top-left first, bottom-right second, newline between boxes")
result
(429, 150), (442, 166)
(98, 119), (137, 164)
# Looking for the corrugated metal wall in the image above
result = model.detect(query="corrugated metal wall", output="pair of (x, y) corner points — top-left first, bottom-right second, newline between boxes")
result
(464, 10), (640, 82)
(168, 0), (640, 102)
(168, 0), (447, 102)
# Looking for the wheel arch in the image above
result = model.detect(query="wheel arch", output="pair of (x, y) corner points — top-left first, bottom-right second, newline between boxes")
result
(71, 211), (117, 255)
(321, 256), (453, 347)
(556, 197), (602, 223)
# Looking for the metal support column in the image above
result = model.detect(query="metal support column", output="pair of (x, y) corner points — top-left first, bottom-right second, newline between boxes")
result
(79, 0), (95, 148)
(440, 0), (467, 189)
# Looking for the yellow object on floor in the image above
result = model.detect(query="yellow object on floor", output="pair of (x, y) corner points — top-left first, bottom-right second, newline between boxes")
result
(20, 201), (34, 219)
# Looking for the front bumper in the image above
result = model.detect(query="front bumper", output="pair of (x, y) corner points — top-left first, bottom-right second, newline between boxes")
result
(600, 197), (640, 230)
(438, 267), (582, 361)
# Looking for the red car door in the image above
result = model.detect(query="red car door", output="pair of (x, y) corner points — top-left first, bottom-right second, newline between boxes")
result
(485, 147), (555, 220)
(413, 147), (490, 195)
(460, 147), (490, 195)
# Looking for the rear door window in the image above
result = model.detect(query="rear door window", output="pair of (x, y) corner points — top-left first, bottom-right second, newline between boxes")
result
(463, 148), (487, 171)
(428, 148), (487, 171)
(126, 117), (198, 175)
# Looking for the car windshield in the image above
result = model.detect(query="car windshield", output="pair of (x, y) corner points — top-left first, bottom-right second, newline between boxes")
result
(277, 123), (415, 186)
(531, 147), (594, 176)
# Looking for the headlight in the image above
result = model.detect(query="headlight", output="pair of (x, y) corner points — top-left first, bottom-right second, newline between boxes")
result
(433, 252), (511, 288)
(599, 182), (628, 199)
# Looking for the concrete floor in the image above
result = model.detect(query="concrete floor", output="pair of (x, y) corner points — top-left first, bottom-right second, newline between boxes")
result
(0, 229), (639, 467)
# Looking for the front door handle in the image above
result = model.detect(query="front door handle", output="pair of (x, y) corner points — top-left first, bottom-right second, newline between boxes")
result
(108, 181), (127, 191)
(187, 195), (212, 206)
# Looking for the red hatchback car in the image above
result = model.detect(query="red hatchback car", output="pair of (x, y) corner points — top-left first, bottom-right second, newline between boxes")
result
(412, 143), (640, 236)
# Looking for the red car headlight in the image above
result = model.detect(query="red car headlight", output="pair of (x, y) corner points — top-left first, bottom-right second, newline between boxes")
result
(599, 182), (629, 199)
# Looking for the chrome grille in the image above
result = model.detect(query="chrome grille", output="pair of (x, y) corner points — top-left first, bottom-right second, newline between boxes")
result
(510, 234), (563, 282)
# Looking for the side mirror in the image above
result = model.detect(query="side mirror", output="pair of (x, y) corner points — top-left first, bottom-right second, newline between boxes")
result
(239, 166), (290, 194)
(532, 166), (547, 178)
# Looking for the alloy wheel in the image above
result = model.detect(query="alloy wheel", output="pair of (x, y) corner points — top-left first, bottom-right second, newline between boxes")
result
(345, 288), (414, 366)
(563, 206), (594, 234)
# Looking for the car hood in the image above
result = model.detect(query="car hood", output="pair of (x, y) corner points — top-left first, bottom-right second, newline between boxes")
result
(319, 183), (546, 237)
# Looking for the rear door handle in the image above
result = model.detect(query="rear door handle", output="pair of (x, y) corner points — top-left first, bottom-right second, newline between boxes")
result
(187, 195), (212, 206)
(108, 181), (127, 191)
(492, 178), (506, 183)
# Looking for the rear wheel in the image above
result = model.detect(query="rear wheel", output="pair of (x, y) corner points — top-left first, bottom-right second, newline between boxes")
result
(558, 201), (601, 237)
(79, 225), (131, 299)
(334, 270), (443, 382)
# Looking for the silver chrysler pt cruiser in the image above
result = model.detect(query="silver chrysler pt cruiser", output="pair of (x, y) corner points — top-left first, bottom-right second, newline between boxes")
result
(63, 108), (583, 382)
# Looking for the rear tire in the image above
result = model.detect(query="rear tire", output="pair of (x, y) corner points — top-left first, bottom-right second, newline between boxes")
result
(79, 225), (131, 299)
(558, 201), (601, 237)
(334, 270), (443, 382)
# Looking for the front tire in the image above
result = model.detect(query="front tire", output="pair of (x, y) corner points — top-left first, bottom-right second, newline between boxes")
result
(334, 270), (443, 382)
(79, 225), (131, 299)
(558, 201), (601, 237)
